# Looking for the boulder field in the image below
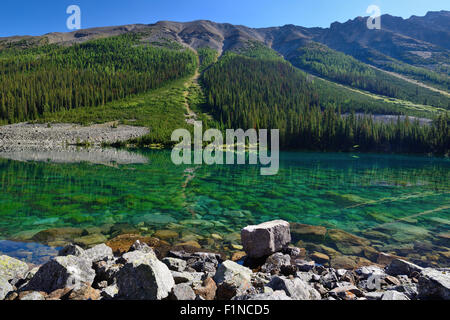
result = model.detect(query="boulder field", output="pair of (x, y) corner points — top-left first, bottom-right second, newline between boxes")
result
(1, 220), (449, 301)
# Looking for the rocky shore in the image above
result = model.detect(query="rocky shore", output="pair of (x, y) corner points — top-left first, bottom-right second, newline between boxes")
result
(0, 122), (149, 151)
(1, 220), (449, 301)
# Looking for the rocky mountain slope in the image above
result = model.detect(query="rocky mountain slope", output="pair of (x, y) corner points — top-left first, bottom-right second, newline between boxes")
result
(2, 11), (448, 69)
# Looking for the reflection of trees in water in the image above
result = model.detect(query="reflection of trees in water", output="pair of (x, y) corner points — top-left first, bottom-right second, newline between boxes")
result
(181, 166), (201, 218)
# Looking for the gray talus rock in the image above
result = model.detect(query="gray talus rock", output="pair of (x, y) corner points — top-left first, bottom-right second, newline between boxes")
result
(213, 260), (252, 288)
(128, 240), (155, 254)
(0, 255), (29, 282)
(163, 257), (187, 272)
(84, 244), (114, 263)
(241, 220), (291, 258)
(355, 265), (386, 279)
(115, 251), (175, 300)
(267, 276), (321, 300)
(233, 290), (292, 300)
(214, 260), (253, 299)
(59, 243), (113, 263)
(94, 260), (123, 284)
(382, 291), (410, 300)
(25, 255), (96, 293)
(19, 291), (46, 300)
(418, 268), (450, 300)
(364, 291), (384, 300)
(101, 284), (119, 300)
(58, 244), (85, 257)
(170, 284), (196, 300)
(328, 284), (364, 299)
(119, 249), (158, 264)
(0, 277), (13, 300)
(261, 252), (291, 274)
(386, 259), (423, 277)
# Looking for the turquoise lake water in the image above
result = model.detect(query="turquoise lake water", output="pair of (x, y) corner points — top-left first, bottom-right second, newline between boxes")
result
(0, 150), (448, 265)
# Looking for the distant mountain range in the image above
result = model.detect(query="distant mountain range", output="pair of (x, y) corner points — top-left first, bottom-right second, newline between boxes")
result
(2, 10), (448, 71)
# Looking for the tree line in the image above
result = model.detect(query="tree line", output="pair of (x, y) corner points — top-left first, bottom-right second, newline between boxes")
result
(0, 34), (197, 123)
(289, 42), (450, 109)
(202, 53), (449, 154)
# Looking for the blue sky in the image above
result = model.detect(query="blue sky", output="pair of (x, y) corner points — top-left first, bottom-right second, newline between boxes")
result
(1, 0), (449, 37)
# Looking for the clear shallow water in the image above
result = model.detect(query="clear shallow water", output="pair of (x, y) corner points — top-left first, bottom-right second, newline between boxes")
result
(0, 150), (449, 265)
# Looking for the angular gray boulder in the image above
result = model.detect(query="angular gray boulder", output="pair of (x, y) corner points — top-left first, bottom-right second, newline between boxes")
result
(214, 260), (253, 299)
(233, 290), (292, 300)
(386, 259), (423, 277)
(241, 220), (291, 258)
(213, 260), (252, 289)
(84, 244), (114, 263)
(0, 277), (13, 300)
(115, 251), (175, 300)
(59, 243), (113, 263)
(267, 276), (321, 300)
(25, 255), (96, 293)
(163, 257), (187, 272)
(170, 283), (196, 300)
(0, 255), (29, 282)
(58, 244), (85, 257)
(418, 268), (450, 300)
(382, 291), (410, 300)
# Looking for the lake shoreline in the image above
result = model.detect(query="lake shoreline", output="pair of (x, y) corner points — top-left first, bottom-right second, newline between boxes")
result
(0, 122), (149, 151)
(1, 220), (448, 301)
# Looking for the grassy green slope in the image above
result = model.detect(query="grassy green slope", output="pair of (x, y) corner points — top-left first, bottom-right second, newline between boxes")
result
(0, 34), (197, 125)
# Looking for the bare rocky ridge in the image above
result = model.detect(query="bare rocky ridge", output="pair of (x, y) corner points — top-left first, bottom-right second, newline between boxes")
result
(2, 11), (448, 71)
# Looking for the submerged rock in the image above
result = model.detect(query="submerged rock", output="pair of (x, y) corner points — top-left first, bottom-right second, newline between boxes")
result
(105, 234), (158, 255)
(31, 227), (84, 244)
(311, 252), (330, 264)
(241, 220), (291, 258)
(290, 223), (327, 242)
